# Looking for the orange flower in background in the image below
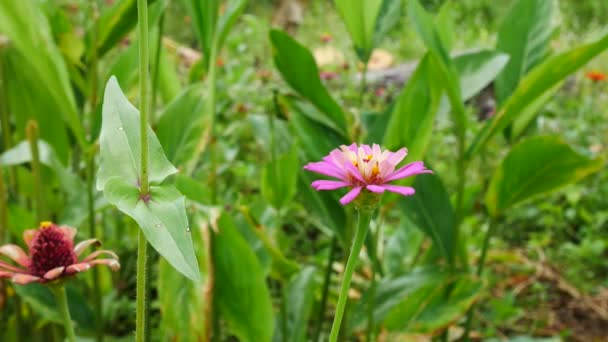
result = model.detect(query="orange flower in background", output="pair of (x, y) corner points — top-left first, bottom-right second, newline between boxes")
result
(586, 71), (607, 82)
(0, 222), (120, 285)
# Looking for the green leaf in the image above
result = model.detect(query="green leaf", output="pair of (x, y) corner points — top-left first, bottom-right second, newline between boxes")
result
(349, 268), (443, 331)
(214, 213), (274, 342)
(467, 32), (608, 158)
(407, 0), (466, 138)
(156, 84), (206, 165)
(261, 144), (299, 210)
(495, 0), (554, 104)
(383, 55), (442, 162)
(216, 0), (248, 53)
(372, 0), (402, 48)
(0, 0), (86, 150)
(335, 0), (383, 61)
(485, 136), (604, 217)
(454, 50), (510, 101)
(270, 30), (348, 135)
(400, 173), (456, 264)
(185, 0), (219, 66)
(273, 267), (318, 342)
(434, 1), (455, 51)
(384, 275), (482, 333)
(98, 76), (199, 280)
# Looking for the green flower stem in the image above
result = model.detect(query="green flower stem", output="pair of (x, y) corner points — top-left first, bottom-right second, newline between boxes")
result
(462, 220), (495, 341)
(136, 229), (148, 342)
(51, 284), (76, 342)
(313, 236), (337, 342)
(329, 209), (373, 342)
(136, 0), (150, 341)
(26, 120), (46, 222)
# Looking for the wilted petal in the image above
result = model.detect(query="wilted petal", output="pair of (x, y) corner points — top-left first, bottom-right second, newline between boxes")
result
(0, 245), (30, 267)
(0, 271), (15, 278)
(304, 161), (347, 180)
(12, 274), (41, 285)
(74, 239), (101, 256)
(89, 259), (121, 272)
(65, 263), (91, 275)
(384, 161), (432, 182)
(311, 180), (351, 191)
(382, 185), (415, 196)
(23, 229), (37, 248)
(0, 261), (28, 273)
(43, 266), (65, 280)
(340, 186), (362, 205)
(82, 250), (119, 263)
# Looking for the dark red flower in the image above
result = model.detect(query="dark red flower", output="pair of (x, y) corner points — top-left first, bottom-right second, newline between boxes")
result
(0, 222), (119, 285)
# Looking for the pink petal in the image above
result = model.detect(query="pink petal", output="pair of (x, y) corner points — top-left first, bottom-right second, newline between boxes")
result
(382, 184), (416, 196)
(82, 250), (120, 263)
(345, 143), (358, 153)
(43, 266), (65, 280)
(58, 226), (77, 241)
(0, 270), (15, 278)
(362, 144), (372, 155)
(74, 239), (101, 256)
(311, 180), (352, 191)
(89, 259), (121, 272)
(66, 263), (91, 275)
(0, 245), (30, 267)
(366, 185), (386, 193)
(384, 161), (432, 182)
(372, 144), (382, 157)
(304, 161), (347, 180)
(23, 229), (37, 248)
(343, 162), (365, 183)
(386, 148), (408, 166)
(340, 186), (362, 205)
(0, 261), (28, 273)
(12, 274), (41, 285)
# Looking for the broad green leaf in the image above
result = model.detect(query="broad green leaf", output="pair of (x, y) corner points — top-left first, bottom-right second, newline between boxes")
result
(335, 0), (383, 61)
(350, 268), (443, 331)
(270, 30), (348, 135)
(485, 136), (604, 217)
(407, 0), (466, 138)
(468, 32), (608, 157)
(214, 213), (274, 342)
(434, 1), (454, 51)
(384, 275), (482, 333)
(0, 0), (86, 150)
(156, 84), (206, 165)
(273, 266), (317, 342)
(16, 283), (95, 332)
(98, 76), (199, 280)
(103, 178), (199, 280)
(383, 55), (442, 162)
(261, 144), (299, 210)
(454, 50), (510, 101)
(495, 0), (554, 104)
(400, 173), (456, 264)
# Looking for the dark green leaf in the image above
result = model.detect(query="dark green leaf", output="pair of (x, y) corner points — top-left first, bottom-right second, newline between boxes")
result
(214, 213), (274, 342)
(485, 136), (604, 217)
(261, 144), (299, 210)
(335, 0), (383, 61)
(454, 50), (510, 101)
(273, 266), (317, 342)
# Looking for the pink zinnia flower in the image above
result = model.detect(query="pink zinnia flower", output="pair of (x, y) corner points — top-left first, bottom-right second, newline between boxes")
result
(304, 143), (432, 205)
(0, 222), (120, 285)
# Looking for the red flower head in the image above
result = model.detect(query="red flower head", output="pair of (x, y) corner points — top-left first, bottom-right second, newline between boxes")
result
(0, 222), (120, 285)
(586, 71), (607, 82)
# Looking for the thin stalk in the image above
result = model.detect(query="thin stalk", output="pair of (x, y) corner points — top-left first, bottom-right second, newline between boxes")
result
(462, 220), (495, 341)
(329, 209), (373, 342)
(51, 284), (76, 342)
(202, 220), (215, 342)
(87, 2), (103, 341)
(136, 230), (148, 342)
(136, 0), (151, 341)
(358, 61), (369, 107)
(26, 121), (46, 222)
(366, 224), (381, 342)
(313, 236), (337, 342)
(207, 43), (219, 204)
(151, 11), (165, 125)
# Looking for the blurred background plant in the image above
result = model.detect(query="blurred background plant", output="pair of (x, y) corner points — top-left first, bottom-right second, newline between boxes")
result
(0, 0), (607, 341)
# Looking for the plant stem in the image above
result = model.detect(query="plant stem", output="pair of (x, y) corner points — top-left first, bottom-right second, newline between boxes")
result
(136, 230), (148, 342)
(329, 209), (373, 342)
(138, 0), (150, 197)
(26, 121), (46, 222)
(358, 60), (369, 107)
(462, 220), (495, 341)
(207, 43), (219, 204)
(136, 0), (150, 341)
(51, 284), (76, 342)
(151, 10), (165, 125)
(313, 236), (337, 342)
